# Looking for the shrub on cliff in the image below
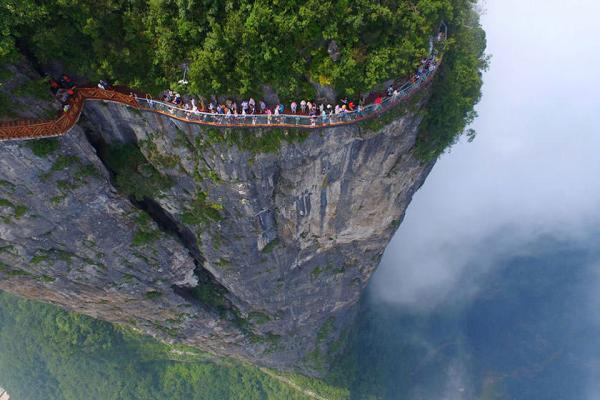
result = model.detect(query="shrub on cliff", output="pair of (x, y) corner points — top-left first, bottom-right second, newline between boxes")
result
(415, 3), (489, 161)
(103, 143), (172, 201)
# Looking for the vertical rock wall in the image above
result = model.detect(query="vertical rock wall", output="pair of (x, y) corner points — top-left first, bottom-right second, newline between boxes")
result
(0, 86), (434, 373)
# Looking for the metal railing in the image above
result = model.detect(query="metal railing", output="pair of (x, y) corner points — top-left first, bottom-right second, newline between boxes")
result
(132, 66), (437, 129)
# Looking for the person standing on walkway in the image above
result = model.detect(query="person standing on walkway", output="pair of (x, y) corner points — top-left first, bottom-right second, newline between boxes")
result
(387, 85), (394, 97)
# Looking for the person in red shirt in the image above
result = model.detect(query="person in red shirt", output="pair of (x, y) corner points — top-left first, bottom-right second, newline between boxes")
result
(50, 79), (60, 95)
(374, 96), (383, 110)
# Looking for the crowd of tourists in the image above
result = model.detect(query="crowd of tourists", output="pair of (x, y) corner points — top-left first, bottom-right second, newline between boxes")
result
(49, 74), (77, 112)
(144, 55), (439, 125)
(48, 53), (438, 124)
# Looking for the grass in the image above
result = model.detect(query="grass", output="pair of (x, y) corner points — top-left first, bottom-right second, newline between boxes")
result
(316, 318), (335, 343)
(104, 143), (173, 200)
(30, 254), (50, 264)
(0, 262), (32, 277)
(151, 322), (180, 338)
(311, 263), (345, 280)
(14, 204), (27, 218)
(30, 249), (75, 266)
(139, 133), (181, 169)
(0, 179), (15, 191)
(131, 212), (162, 246)
(0, 198), (13, 208)
(26, 138), (60, 157)
(56, 179), (78, 191)
(74, 164), (100, 180)
(189, 282), (228, 315)
(6, 269), (31, 277)
(248, 311), (272, 325)
(50, 195), (64, 205)
(0, 198), (28, 218)
(261, 238), (280, 254)
(303, 349), (327, 374)
(0, 245), (17, 255)
(181, 191), (223, 226)
(40, 275), (56, 283)
(53, 162), (100, 193)
(55, 250), (75, 265)
(132, 229), (160, 246)
(29, 147), (100, 193)
(254, 332), (282, 351)
(302, 317), (337, 373)
(186, 279), (276, 346)
(144, 290), (163, 300)
(51, 155), (79, 171)
(311, 266), (324, 279)
(283, 372), (350, 400)
(304, 348), (328, 374)
(197, 127), (310, 155)
(215, 258), (232, 270)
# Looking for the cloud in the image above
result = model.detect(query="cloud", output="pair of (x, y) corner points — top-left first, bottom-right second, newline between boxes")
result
(364, 2), (600, 398)
(370, 0), (600, 311)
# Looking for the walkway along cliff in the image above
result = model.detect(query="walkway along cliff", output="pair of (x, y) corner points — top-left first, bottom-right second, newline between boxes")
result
(0, 58), (439, 375)
(0, 65), (437, 141)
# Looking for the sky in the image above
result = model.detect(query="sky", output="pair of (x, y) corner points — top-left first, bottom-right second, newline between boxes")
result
(371, 0), (600, 310)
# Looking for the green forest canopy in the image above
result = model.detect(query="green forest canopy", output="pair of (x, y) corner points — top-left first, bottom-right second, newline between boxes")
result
(3, 0), (476, 96)
(0, 0), (487, 158)
(0, 290), (347, 400)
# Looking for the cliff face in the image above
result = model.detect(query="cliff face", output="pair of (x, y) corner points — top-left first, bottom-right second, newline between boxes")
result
(0, 76), (433, 373)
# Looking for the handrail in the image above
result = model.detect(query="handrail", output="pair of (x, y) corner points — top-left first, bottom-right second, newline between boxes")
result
(0, 63), (438, 141)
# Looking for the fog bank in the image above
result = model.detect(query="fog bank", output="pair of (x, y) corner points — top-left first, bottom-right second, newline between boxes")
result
(372, 0), (600, 310)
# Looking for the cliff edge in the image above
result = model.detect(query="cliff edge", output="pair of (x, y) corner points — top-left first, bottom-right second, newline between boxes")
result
(0, 65), (433, 374)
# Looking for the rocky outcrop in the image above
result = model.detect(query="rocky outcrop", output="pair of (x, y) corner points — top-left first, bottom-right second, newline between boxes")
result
(0, 69), (434, 374)
(0, 59), (60, 121)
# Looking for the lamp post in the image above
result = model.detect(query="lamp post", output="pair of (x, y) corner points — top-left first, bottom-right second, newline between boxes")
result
(178, 63), (189, 85)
